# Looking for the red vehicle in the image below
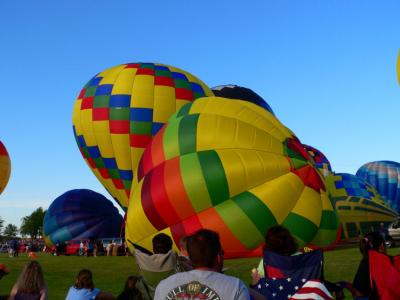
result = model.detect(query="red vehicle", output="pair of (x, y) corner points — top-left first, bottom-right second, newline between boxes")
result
(65, 240), (88, 256)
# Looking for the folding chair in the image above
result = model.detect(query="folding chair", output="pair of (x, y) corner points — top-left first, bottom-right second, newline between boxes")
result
(252, 250), (333, 300)
(368, 250), (400, 300)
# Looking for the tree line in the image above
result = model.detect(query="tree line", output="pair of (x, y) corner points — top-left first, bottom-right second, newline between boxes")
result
(0, 207), (46, 240)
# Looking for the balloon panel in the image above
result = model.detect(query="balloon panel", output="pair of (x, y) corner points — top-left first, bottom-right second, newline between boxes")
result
(43, 189), (123, 246)
(126, 97), (339, 258)
(356, 161), (400, 212)
(302, 144), (332, 177)
(212, 85), (275, 115)
(326, 173), (398, 239)
(0, 141), (11, 195)
(72, 63), (213, 208)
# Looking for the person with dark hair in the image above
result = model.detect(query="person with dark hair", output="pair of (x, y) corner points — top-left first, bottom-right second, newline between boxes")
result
(9, 261), (48, 300)
(133, 233), (177, 299)
(254, 225), (300, 277)
(351, 231), (386, 299)
(66, 269), (100, 299)
(154, 229), (250, 300)
(117, 276), (143, 300)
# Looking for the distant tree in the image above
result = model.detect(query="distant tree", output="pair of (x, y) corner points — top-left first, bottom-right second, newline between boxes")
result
(3, 223), (18, 238)
(20, 207), (46, 238)
(0, 216), (4, 235)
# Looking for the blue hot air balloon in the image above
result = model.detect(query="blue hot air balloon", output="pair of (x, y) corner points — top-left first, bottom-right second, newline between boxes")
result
(356, 161), (400, 212)
(43, 189), (123, 246)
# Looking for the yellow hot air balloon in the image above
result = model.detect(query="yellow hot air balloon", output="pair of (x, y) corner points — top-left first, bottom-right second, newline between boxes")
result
(397, 50), (400, 85)
(126, 97), (339, 258)
(0, 141), (11, 195)
(72, 63), (213, 208)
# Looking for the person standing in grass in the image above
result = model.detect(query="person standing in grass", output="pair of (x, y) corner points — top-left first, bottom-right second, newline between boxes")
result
(8, 261), (48, 300)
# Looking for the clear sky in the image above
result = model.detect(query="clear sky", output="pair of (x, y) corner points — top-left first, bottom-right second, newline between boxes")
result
(0, 1), (399, 226)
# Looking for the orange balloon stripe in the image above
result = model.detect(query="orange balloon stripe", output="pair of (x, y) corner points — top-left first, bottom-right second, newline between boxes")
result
(164, 158), (196, 220)
(197, 207), (248, 253)
(150, 126), (167, 170)
(149, 162), (182, 226)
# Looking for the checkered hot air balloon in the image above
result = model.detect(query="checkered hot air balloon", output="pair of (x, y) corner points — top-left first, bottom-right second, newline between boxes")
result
(303, 144), (332, 177)
(43, 189), (123, 246)
(326, 172), (398, 239)
(0, 141), (11, 195)
(356, 161), (400, 213)
(72, 63), (213, 209)
(126, 97), (339, 258)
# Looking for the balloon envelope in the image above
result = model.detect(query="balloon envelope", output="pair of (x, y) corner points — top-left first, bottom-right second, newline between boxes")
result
(303, 144), (332, 177)
(0, 141), (11, 195)
(212, 85), (274, 115)
(72, 63), (213, 208)
(356, 161), (400, 212)
(126, 97), (339, 258)
(326, 173), (398, 239)
(43, 189), (123, 246)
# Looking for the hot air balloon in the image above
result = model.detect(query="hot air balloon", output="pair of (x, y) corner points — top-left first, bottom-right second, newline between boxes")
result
(212, 85), (275, 115)
(72, 63), (213, 209)
(126, 97), (339, 258)
(43, 189), (123, 246)
(356, 161), (400, 213)
(397, 50), (400, 85)
(0, 141), (11, 195)
(303, 144), (332, 177)
(326, 173), (398, 239)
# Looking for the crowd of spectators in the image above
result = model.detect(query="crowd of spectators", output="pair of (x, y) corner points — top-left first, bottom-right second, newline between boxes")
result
(0, 226), (395, 299)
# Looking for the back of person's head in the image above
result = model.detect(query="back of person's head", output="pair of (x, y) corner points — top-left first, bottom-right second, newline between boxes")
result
(120, 276), (142, 300)
(187, 229), (222, 269)
(264, 225), (298, 256)
(16, 261), (46, 294)
(152, 233), (173, 254)
(75, 269), (94, 290)
(359, 231), (385, 258)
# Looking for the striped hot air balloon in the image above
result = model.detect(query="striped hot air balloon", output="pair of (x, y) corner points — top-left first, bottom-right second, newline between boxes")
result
(72, 63), (213, 209)
(303, 144), (332, 177)
(356, 161), (400, 212)
(126, 97), (339, 258)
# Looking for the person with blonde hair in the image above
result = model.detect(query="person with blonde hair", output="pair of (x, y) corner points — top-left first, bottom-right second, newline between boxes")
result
(9, 261), (48, 300)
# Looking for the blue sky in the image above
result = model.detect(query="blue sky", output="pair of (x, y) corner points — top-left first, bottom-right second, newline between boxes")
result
(0, 1), (399, 226)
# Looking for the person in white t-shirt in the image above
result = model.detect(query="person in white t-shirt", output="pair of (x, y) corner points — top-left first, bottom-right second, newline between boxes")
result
(154, 229), (250, 300)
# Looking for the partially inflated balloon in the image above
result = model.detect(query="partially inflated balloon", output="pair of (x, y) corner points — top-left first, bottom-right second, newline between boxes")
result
(43, 189), (123, 246)
(326, 173), (398, 239)
(72, 63), (213, 208)
(126, 97), (339, 258)
(0, 141), (11, 195)
(212, 85), (275, 115)
(303, 144), (332, 177)
(356, 161), (400, 212)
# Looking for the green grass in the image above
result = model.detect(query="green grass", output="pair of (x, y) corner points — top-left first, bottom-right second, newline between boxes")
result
(0, 247), (399, 299)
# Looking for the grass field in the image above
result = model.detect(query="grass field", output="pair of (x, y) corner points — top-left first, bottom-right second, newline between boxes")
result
(0, 246), (399, 299)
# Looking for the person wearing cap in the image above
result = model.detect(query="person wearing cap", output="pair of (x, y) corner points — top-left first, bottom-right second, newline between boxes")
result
(0, 264), (10, 280)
